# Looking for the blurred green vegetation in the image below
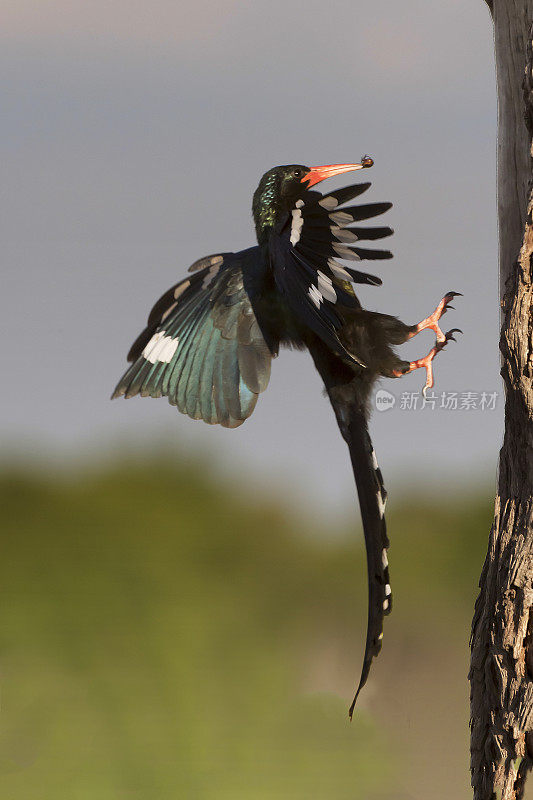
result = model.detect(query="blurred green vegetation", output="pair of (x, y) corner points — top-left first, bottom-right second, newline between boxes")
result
(0, 458), (492, 799)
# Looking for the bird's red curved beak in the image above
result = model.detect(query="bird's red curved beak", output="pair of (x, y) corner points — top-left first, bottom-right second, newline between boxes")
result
(302, 157), (374, 187)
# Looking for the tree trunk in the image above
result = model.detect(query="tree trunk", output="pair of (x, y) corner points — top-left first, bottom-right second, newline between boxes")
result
(469, 2), (533, 799)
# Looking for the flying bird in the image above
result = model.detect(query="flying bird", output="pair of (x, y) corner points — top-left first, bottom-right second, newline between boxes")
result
(112, 159), (460, 716)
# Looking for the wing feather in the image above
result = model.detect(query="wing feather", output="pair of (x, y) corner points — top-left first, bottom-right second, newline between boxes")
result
(112, 249), (272, 427)
(267, 178), (393, 365)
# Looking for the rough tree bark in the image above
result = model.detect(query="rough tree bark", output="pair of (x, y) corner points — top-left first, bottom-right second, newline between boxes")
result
(469, 2), (533, 799)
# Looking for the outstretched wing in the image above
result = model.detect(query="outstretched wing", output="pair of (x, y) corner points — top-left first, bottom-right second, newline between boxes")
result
(112, 249), (272, 428)
(269, 181), (393, 365)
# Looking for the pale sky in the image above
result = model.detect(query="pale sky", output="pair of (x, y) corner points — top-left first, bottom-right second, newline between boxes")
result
(2, 1), (500, 516)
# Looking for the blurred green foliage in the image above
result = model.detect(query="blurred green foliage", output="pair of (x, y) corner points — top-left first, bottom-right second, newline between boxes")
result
(0, 458), (492, 799)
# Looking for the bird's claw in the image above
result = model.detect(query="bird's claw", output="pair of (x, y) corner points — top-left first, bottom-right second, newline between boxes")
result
(412, 291), (462, 343)
(403, 327), (462, 396)
(395, 295), (462, 393)
(436, 327), (463, 348)
(446, 327), (463, 339)
(419, 328), (462, 395)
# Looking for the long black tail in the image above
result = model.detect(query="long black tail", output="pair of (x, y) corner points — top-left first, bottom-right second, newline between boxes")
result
(308, 341), (391, 717)
(340, 403), (391, 718)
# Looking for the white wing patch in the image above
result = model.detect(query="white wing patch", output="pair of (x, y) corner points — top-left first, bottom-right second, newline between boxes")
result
(308, 272), (338, 308)
(308, 284), (323, 308)
(317, 271), (337, 303)
(142, 331), (179, 364)
(328, 260), (352, 281)
(290, 199), (305, 246)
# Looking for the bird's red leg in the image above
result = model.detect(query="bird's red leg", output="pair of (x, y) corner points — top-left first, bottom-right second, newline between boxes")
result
(408, 291), (462, 343)
(393, 329), (461, 395)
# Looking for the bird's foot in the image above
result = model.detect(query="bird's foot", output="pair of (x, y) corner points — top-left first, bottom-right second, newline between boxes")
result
(409, 291), (462, 343)
(393, 329), (462, 395)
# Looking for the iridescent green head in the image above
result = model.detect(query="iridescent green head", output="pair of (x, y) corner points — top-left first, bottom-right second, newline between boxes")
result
(251, 160), (373, 244)
(252, 165), (310, 244)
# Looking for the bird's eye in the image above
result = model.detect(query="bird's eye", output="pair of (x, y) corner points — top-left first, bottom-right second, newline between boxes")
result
(293, 169), (302, 177)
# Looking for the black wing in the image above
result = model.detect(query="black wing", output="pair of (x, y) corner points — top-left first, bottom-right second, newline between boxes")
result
(268, 181), (392, 365)
(112, 249), (272, 428)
